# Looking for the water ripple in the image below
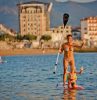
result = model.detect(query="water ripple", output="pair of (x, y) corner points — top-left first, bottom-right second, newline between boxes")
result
(0, 53), (97, 100)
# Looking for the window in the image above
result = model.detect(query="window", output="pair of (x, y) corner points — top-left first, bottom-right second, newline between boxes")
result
(57, 31), (59, 33)
(34, 10), (36, 13)
(66, 26), (68, 29)
(23, 29), (25, 31)
(24, 24), (25, 27)
(53, 30), (55, 33)
(84, 32), (87, 34)
(61, 26), (64, 29)
(89, 28), (91, 31)
(84, 27), (87, 30)
(74, 33), (77, 36)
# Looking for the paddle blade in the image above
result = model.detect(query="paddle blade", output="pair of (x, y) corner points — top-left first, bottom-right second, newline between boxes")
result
(63, 13), (69, 28)
(53, 71), (56, 74)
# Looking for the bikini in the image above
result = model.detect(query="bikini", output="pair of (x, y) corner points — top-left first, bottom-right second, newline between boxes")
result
(65, 46), (74, 52)
(65, 46), (74, 62)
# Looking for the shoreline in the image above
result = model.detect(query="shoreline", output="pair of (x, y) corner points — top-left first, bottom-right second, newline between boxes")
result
(0, 48), (58, 56)
(0, 48), (97, 56)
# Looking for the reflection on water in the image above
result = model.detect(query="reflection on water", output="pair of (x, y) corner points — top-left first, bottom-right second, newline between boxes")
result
(0, 53), (97, 100)
(63, 89), (77, 100)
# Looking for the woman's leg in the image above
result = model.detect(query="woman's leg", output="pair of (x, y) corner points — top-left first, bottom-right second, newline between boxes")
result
(63, 59), (68, 86)
(69, 60), (77, 88)
(69, 59), (76, 72)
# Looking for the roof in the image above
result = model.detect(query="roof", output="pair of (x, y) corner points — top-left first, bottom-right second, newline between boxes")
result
(81, 16), (97, 21)
(0, 23), (16, 35)
(17, 1), (49, 6)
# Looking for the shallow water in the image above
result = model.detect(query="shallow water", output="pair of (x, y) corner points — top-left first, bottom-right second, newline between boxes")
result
(0, 53), (97, 100)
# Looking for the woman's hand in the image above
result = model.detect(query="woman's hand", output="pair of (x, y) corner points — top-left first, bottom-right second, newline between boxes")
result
(80, 66), (84, 74)
(81, 39), (85, 48)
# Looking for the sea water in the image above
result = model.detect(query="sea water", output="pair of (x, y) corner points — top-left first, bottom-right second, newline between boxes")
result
(0, 53), (97, 100)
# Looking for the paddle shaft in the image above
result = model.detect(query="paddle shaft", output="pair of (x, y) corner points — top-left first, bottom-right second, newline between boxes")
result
(53, 13), (69, 74)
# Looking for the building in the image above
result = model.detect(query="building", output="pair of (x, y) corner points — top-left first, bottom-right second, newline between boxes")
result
(38, 25), (71, 48)
(0, 24), (16, 36)
(81, 17), (97, 40)
(43, 25), (71, 42)
(17, 1), (52, 36)
(72, 27), (81, 40)
(42, 25), (71, 48)
(81, 16), (97, 47)
(51, 25), (72, 42)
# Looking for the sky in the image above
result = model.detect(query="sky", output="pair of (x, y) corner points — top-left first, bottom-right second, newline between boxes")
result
(55, 0), (96, 3)
(0, 0), (97, 31)
(0, 0), (96, 16)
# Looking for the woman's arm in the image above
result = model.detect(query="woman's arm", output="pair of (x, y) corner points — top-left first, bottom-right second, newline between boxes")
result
(75, 67), (84, 74)
(73, 39), (85, 49)
(59, 43), (64, 54)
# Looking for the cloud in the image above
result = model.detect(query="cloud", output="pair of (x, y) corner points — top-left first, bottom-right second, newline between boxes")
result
(55, 0), (96, 3)
(55, 0), (68, 2)
(0, 6), (18, 15)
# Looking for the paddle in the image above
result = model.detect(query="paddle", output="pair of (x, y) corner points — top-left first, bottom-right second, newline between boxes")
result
(53, 13), (69, 74)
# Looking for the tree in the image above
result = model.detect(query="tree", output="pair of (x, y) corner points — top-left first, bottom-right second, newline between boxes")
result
(23, 34), (37, 41)
(0, 33), (15, 41)
(16, 34), (23, 41)
(40, 34), (51, 41)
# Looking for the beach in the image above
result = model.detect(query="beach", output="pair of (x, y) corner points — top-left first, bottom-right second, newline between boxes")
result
(0, 48), (97, 56)
(0, 48), (58, 56)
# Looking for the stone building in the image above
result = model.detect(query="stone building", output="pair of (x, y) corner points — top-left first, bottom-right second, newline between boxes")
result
(17, 1), (52, 36)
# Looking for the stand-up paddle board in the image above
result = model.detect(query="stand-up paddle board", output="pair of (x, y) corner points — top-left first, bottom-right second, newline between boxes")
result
(56, 82), (84, 90)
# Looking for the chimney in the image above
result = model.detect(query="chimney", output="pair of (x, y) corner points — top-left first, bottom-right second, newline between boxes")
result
(48, 2), (53, 12)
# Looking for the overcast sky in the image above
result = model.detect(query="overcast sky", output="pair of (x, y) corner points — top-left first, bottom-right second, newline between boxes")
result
(55, 0), (96, 3)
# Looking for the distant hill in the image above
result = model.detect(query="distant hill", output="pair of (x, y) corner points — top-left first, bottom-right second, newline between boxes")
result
(0, 0), (97, 32)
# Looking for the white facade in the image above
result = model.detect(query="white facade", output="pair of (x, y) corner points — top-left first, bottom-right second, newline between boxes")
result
(81, 17), (97, 41)
(0, 24), (16, 36)
(51, 25), (72, 42)
(43, 25), (72, 42)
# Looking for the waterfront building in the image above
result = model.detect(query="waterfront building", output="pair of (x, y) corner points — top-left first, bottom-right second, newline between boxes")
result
(72, 28), (81, 40)
(0, 24), (16, 36)
(51, 25), (72, 42)
(17, 1), (52, 36)
(43, 25), (71, 42)
(81, 16), (97, 47)
(42, 25), (71, 48)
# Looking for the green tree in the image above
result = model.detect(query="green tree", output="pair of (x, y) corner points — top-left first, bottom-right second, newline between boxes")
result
(16, 34), (23, 41)
(40, 34), (51, 41)
(0, 33), (15, 41)
(23, 34), (37, 41)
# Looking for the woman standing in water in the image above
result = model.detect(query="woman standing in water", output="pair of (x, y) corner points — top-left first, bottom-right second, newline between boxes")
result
(59, 34), (85, 86)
